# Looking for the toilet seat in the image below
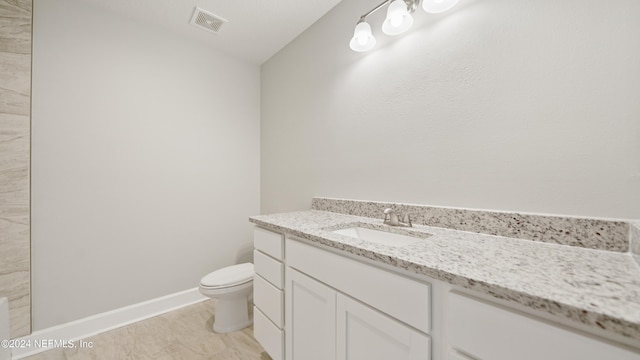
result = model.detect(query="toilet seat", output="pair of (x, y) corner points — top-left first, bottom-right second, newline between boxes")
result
(200, 263), (254, 289)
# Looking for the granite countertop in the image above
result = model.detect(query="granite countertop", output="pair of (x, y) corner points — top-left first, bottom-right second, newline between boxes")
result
(249, 210), (640, 344)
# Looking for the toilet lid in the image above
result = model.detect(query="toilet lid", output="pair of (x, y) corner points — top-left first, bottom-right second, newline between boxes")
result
(200, 263), (254, 288)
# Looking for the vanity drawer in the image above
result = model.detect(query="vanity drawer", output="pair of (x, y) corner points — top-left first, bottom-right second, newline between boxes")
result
(447, 291), (640, 360)
(254, 274), (283, 328)
(254, 306), (283, 360)
(287, 238), (431, 334)
(254, 249), (284, 289)
(254, 227), (284, 260)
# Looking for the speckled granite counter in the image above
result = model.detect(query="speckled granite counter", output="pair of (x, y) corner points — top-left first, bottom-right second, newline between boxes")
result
(249, 210), (640, 344)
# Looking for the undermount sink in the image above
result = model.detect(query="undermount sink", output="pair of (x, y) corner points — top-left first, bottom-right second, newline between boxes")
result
(331, 227), (422, 247)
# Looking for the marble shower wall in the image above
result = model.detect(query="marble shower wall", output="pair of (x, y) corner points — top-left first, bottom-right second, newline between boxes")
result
(631, 222), (640, 266)
(0, 0), (31, 338)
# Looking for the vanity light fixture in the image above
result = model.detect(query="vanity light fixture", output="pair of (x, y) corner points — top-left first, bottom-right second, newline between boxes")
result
(349, 0), (459, 52)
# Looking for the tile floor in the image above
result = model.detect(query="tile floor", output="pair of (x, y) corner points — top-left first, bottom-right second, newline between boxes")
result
(23, 300), (269, 359)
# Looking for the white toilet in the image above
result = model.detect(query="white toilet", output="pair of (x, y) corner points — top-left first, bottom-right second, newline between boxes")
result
(199, 263), (254, 333)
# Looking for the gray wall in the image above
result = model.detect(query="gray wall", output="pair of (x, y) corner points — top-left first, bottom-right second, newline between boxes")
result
(31, 0), (260, 329)
(261, 0), (640, 219)
(0, 0), (31, 338)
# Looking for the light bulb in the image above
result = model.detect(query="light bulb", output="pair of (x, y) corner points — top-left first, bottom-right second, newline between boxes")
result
(390, 15), (403, 27)
(382, 0), (413, 36)
(349, 21), (376, 52)
(422, 0), (459, 14)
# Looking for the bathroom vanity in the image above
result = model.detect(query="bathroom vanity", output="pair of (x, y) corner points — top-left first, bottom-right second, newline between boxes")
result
(251, 198), (640, 360)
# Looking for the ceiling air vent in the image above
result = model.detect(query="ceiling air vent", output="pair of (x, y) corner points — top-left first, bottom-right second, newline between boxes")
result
(190, 7), (227, 34)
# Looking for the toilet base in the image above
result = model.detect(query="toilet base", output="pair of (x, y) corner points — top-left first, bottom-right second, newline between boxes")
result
(213, 296), (253, 333)
(213, 318), (253, 333)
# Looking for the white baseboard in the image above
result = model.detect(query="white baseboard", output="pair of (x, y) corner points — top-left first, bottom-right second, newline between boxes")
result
(12, 288), (207, 359)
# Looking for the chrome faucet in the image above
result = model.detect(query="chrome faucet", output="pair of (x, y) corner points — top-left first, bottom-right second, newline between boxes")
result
(383, 208), (412, 227)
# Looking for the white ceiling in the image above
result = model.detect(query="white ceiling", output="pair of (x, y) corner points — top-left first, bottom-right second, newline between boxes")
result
(77, 0), (344, 65)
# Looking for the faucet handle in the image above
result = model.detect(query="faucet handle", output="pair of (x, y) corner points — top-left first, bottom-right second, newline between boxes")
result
(402, 213), (412, 227)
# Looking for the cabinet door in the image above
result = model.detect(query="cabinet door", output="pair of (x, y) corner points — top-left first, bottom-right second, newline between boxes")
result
(336, 293), (430, 360)
(286, 267), (337, 360)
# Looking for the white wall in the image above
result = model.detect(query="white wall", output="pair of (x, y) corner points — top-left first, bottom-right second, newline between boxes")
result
(261, 0), (640, 219)
(31, 0), (260, 329)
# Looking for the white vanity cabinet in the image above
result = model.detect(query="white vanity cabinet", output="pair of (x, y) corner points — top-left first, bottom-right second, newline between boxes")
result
(286, 237), (431, 360)
(253, 227), (285, 360)
(252, 226), (640, 360)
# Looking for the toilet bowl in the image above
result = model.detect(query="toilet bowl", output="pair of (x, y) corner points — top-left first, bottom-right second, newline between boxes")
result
(199, 263), (254, 333)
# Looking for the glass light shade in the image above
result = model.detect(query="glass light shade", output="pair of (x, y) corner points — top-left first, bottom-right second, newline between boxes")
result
(382, 0), (413, 36)
(349, 21), (376, 52)
(422, 0), (460, 14)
